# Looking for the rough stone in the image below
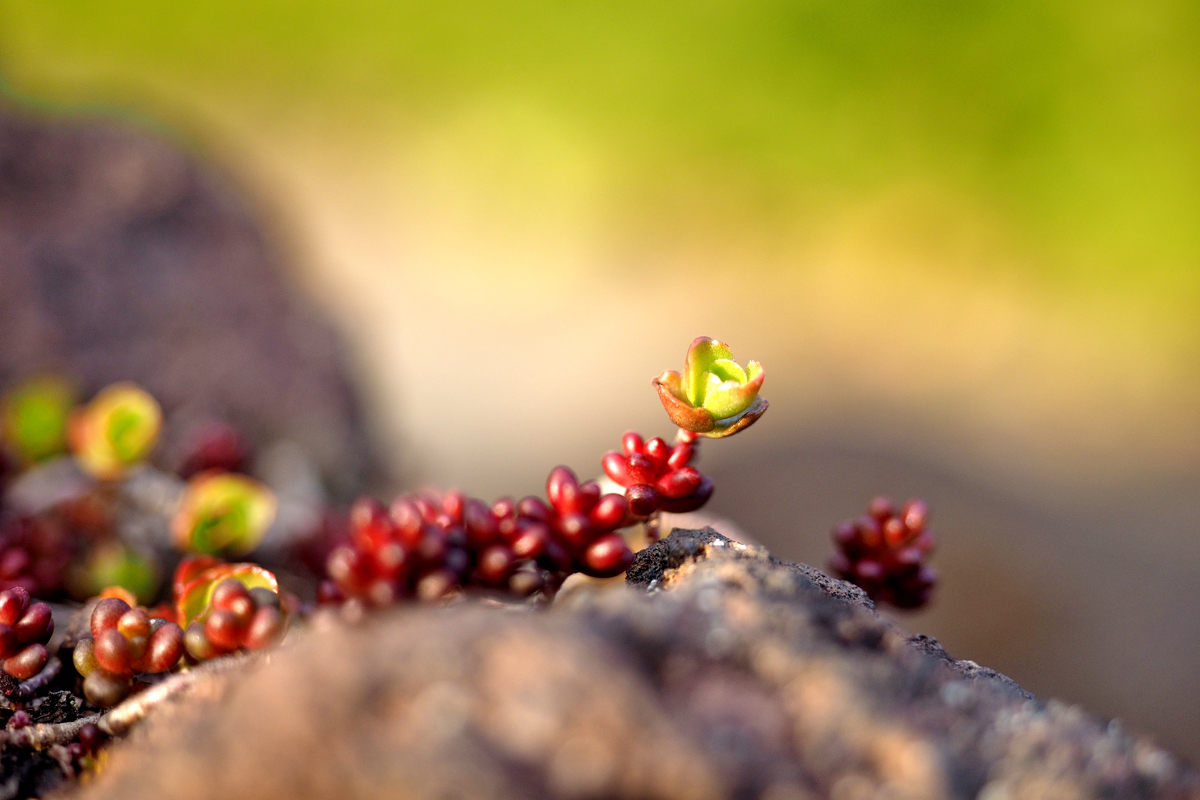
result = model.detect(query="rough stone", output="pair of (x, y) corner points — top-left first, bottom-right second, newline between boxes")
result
(0, 105), (382, 497)
(70, 528), (1199, 800)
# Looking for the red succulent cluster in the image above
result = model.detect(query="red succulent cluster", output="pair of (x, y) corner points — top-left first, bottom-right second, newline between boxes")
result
(72, 598), (185, 706)
(504, 465), (634, 579)
(602, 432), (713, 518)
(322, 466), (636, 608)
(0, 515), (76, 598)
(177, 420), (251, 479)
(322, 494), (480, 606)
(829, 496), (937, 609)
(0, 587), (53, 680)
(182, 579), (289, 663)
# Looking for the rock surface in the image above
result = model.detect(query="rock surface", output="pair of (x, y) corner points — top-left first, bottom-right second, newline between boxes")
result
(70, 528), (1198, 800)
(0, 105), (382, 497)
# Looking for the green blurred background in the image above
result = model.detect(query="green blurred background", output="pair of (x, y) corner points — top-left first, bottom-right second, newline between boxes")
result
(3, 0), (1200, 761)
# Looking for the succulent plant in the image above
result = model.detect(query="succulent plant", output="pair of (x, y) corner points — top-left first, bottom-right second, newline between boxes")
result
(0, 587), (54, 680)
(653, 337), (767, 437)
(174, 557), (280, 628)
(73, 596), (186, 706)
(830, 497), (937, 609)
(172, 472), (277, 556)
(1, 376), (75, 465)
(69, 382), (162, 479)
(77, 543), (159, 606)
(601, 431), (712, 517)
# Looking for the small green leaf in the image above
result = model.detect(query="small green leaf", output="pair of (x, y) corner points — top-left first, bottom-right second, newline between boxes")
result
(683, 337), (733, 406)
(701, 375), (758, 419)
(708, 359), (747, 384)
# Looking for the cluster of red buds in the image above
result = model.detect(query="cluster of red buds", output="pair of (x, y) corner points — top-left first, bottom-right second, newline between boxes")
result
(829, 496), (937, 609)
(0, 588), (54, 680)
(602, 432), (712, 522)
(72, 598), (185, 706)
(321, 495), (479, 606)
(0, 515), (76, 598)
(321, 465), (637, 608)
(169, 557), (291, 663)
(176, 420), (251, 479)
(506, 465), (634, 578)
(181, 579), (288, 662)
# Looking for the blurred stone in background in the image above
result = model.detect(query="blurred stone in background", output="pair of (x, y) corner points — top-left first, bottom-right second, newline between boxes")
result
(0, 106), (384, 499)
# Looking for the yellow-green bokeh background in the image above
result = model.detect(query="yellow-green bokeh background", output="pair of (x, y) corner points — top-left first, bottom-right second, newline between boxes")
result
(4, 0), (1200, 759)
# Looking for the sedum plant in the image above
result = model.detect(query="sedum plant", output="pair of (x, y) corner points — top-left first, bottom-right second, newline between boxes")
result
(0, 333), (938, 792)
(172, 473), (277, 556)
(172, 556), (290, 662)
(320, 335), (770, 609)
(830, 496), (937, 609)
(72, 597), (185, 707)
(0, 587), (54, 680)
(69, 383), (163, 480)
(653, 336), (767, 438)
(1, 377), (75, 465)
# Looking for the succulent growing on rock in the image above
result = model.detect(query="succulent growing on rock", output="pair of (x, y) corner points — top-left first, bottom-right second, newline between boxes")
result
(520, 465), (634, 578)
(172, 557), (290, 662)
(72, 596), (186, 706)
(322, 471), (636, 609)
(601, 431), (712, 517)
(183, 579), (289, 661)
(321, 463), (651, 610)
(321, 336), (774, 608)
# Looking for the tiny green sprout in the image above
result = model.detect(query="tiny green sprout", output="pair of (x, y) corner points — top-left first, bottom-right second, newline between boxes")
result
(69, 382), (163, 479)
(173, 472), (278, 556)
(1, 376), (75, 464)
(653, 336), (768, 437)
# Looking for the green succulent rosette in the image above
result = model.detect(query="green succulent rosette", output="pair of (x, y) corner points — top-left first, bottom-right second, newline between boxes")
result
(69, 382), (162, 479)
(173, 472), (277, 556)
(1, 376), (75, 464)
(653, 337), (767, 437)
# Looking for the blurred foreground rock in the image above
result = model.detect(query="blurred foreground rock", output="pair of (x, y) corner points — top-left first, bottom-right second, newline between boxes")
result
(72, 528), (1197, 800)
(0, 105), (382, 496)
